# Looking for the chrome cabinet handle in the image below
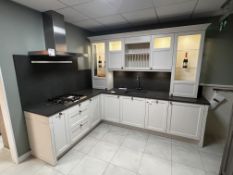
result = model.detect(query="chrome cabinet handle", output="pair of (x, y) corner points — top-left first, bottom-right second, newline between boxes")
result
(131, 97), (133, 100)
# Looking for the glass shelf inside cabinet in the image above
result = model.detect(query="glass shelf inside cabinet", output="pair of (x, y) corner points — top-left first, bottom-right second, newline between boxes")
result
(175, 34), (201, 81)
(125, 42), (150, 68)
(93, 43), (106, 78)
(109, 41), (122, 52)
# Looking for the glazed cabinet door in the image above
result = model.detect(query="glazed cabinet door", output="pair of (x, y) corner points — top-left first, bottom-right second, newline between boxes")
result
(146, 100), (169, 132)
(108, 40), (124, 70)
(103, 94), (120, 122)
(52, 112), (69, 156)
(151, 34), (174, 71)
(121, 96), (146, 128)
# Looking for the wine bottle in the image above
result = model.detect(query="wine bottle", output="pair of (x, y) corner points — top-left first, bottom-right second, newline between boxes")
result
(182, 52), (188, 69)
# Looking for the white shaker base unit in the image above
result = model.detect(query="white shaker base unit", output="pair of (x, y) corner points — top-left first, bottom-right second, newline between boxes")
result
(25, 94), (209, 165)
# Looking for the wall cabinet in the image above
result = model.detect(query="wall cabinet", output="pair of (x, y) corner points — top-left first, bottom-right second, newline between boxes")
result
(145, 100), (169, 132)
(103, 94), (120, 122)
(121, 96), (146, 128)
(52, 112), (70, 156)
(92, 42), (113, 90)
(170, 32), (205, 98)
(168, 102), (204, 140)
(151, 35), (174, 71)
(108, 40), (124, 70)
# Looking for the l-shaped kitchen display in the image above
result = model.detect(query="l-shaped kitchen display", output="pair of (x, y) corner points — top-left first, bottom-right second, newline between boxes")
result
(18, 24), (210, 166)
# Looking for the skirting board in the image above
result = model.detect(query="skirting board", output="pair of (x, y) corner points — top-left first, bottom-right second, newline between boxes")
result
(18, 151), (31, 163)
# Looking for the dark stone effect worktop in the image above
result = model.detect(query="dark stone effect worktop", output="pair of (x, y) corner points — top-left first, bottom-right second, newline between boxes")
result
(24, 88), (210, 117)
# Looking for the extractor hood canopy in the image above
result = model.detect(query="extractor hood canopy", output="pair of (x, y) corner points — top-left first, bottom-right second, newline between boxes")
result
(29, 11), (85, 62)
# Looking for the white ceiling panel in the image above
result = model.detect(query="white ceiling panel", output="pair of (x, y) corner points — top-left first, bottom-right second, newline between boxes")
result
(106, 0), (154, 13)
(56, 7), (89, 22)
(156, 0), (197, 20)
(73, 0), (118, 18)
(59, 0), (94, 6)
(193, 0), (225, 17)
(12, 0), (66, 12)
(96, 15), (128, 25)
(153, 0), (195, 7)
(122, 8), (157, 23)
(73, 19), (103, 29)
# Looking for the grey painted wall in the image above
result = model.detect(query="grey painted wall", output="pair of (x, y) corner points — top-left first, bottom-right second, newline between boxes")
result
(66, 23), (91, 70)
(201, 15), (233, 86)
(203, 87), (233, 141)
(0, 0), (45, 156)
(0, 0), (91, 156)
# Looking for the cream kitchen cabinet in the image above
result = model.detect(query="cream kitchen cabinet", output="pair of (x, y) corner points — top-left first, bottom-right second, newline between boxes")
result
(52, 112), (70, 156)
(168, 101), (208, 141)
(103, 94), (120, 122)
(150, 34), (174, 71)
(145, 99), (169, 133)
(108, 40), (124, 70)
(121, 96), (146, 128)
(88, 96), (101, 127)
(170, 32), (205, 98)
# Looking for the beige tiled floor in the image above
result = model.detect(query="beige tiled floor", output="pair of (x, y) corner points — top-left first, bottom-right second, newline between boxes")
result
(0, 123), (225, 175)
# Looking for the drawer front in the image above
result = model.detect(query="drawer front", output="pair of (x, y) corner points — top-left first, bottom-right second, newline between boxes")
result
(71, 116), (89, 143)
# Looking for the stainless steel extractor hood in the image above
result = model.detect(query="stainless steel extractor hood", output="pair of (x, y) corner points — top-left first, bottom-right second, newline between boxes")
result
(29, 11), (84, 63)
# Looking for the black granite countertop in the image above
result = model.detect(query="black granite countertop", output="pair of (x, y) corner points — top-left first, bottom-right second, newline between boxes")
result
(24, 88), (210, 117)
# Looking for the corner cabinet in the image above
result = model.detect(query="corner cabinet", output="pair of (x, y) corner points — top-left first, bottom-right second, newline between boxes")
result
(170, 32), (205, 98)
(168, 102), (207, 140)
(108, 40), (124, 70)
(150, 34), (174, 71)
(88, 96), (101, 128)
(103, 94), (120, 122)
(121, 96), (146, 128)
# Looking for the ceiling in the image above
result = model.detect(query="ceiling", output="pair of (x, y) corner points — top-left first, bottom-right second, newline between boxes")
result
(12, 0), (226, 32)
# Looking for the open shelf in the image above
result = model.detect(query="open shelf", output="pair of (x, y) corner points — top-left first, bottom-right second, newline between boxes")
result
(125, 42), (150, 69)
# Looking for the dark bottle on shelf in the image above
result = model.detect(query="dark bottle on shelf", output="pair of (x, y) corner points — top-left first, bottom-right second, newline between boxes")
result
(182, 52), (188, 69)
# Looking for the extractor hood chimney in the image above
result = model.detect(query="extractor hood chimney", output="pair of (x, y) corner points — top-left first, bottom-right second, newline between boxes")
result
(29, 11), (84, 62)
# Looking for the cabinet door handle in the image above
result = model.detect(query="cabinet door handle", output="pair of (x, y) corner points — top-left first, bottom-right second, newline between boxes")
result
(170, 102), (172, 105)
(150, 67), (153, 70)
(79, 110), (82, 113)
(131, 97), (133, 100)
(89, 99), (92, 102)
(156, 100), (158, 104)
(117, 95), (120, 98)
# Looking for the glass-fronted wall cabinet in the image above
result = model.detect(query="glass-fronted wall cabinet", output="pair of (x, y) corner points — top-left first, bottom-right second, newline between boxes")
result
(170, 32), (204, 98)
(92, 42), (106, 78)
(151, 34), (174, 71)
(108, 40), (124, 70)
(92, 42), (113, 90)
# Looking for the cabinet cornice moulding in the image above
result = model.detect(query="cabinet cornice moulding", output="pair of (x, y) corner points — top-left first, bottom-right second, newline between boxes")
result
(88, 24), (211, 41)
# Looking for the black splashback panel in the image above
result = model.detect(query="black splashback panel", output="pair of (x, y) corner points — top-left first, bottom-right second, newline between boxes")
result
(13, 55), (92, 107)
(113, 71), (171, 92)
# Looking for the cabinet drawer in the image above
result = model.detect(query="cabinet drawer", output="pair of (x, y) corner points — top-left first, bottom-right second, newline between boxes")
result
(71, 116), (89, 142)
(78, 100), (89, 111)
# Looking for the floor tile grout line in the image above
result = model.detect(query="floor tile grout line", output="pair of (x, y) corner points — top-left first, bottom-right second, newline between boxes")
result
(136, 132), (150, 174)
